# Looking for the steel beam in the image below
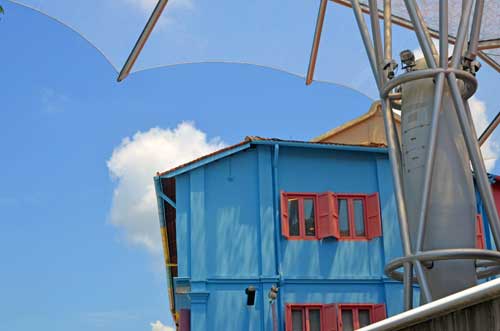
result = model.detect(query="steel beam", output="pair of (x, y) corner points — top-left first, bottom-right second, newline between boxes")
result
(439, 0), (448, 68)
(369, 0), (385, 87)
(415, 73), (445, 252)
(479, 111), (500, 147)
(383, 0), (392, 62)
(467, 0), (484, 60)
(350, 0), (381, 89)
(450, 0), (473, 69)
(117, 0), (169, 82)
(403, 0), (437, 69)
(447, 73), (500, 250)
(306, 0), (329, 85)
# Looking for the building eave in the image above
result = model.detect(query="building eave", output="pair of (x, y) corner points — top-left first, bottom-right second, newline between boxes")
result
(157, 137), (388, 179)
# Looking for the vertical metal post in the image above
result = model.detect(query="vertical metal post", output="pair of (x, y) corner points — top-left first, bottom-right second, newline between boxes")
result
(381, 98), (413, 309)
(369, 0), (385, 87)
(415, 73), (445, 252)
(464, 100), (480, 141)
(414, 0), (449, 253)
(306, 0), (328, 85)
(350, 0), (381, 89)
(439, 0), (448, 69)
(450, 0), (473, 69)
(382, 98), (435, 307)
(382, 1), (404, 181)
(467, 0), (484, 60)
(403, 0), (437, 69)
(383, 0), (392, 63)
(414, 2), (438, 57)
(447, 74), (500, 250)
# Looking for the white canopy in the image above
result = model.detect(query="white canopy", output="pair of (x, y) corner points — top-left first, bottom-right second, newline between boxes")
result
(7, 0), (499, 97)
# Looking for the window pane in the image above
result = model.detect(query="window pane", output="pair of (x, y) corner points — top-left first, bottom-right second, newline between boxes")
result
(292, 309), (304, 331)
(308, 309), (321, 331)
(341, 309), (354, 331)
(304, 198), (316, 236)
(354, 199), (366, 236)
(288, 199), (300, 236)
(338, 199), (349, 236)
(359, 309), (371, 328)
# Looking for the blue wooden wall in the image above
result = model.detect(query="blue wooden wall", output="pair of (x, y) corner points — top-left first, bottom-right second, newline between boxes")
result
(171, 143), (422, 331)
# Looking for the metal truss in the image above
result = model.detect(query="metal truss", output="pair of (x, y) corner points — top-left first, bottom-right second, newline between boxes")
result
(307, 0), (500, 310)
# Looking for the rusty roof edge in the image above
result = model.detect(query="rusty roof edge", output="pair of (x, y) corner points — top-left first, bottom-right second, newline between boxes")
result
(156, 141), (252, 178)
(157, 137), (388, 179)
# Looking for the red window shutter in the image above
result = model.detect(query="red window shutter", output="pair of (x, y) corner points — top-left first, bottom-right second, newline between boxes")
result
(331, 194), (340, 239)
(318, 192), (335, 239)
(285, 304), (292, 331)
(371, 304), (387, 323)
(281, 191), (290, 238)
(179, 309), (190, 331)
(322, 304), (339, 331)
(476, 214), (485, 249)
(366, 193), (382, 239)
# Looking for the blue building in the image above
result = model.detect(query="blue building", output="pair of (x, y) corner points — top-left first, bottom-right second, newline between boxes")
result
(153, 110), (493, 331)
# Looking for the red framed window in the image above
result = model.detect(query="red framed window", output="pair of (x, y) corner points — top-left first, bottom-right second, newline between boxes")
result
(281, 193), (319, 239)
(476, 214), (486, 249)
(285, 303), (386, 331)
(338, 304), (385, 331)
(286, 305), (323, 331)
(337, 194), (381, 240)
(281, 191), (382, 240)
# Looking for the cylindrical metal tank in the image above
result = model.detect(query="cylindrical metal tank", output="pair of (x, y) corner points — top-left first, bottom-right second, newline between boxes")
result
(401, 60), (478, 300)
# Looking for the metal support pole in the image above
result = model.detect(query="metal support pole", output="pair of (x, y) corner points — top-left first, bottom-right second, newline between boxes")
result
(350, 0), (381, 90)
(403, 0), (437, 69)
(382, 0), (402, 161)
(382, 98), (433, 307)
(439, 0), (448, 68)
(464, 100), (480, 142)
(404, 263), (414, 309)
(415, 0), (448, 253)
(479, 111), (500, 147)
(450, 0), (473, 69)
(381, 98), (414, 309)
(306, 0), (328, 85)
(117, 0), (169, 82)
(447, 73), (500, 250)
(414, 2), (438, 58)
(467, 0), (484, 60)
(390, 107), (402, 166)
(383, 0), (392, 62)
(369, 0), (385, 87)
(415, 73), (445, 252)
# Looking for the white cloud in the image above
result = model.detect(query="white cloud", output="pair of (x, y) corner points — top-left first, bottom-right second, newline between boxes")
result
(468, 96), (499, 171)
(107, 122), (225, 253)
(150, 320), (175, 331)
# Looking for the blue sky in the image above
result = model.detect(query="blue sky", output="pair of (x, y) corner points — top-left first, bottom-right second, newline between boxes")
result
(1, 1), (499, 331)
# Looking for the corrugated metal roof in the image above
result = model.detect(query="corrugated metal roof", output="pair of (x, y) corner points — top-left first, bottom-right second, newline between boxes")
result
(156, 136), (388, 178)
